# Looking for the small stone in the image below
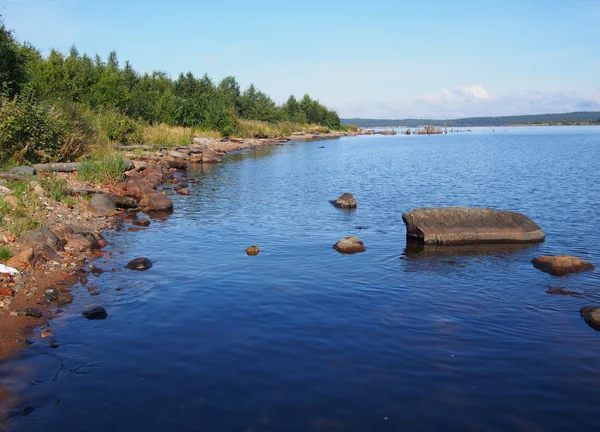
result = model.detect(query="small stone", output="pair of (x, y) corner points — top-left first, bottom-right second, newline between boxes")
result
(125, 257), (152, 271)
(246, 246), (260, 256)
(176, 188), (190, 196)
(532, 255), (594, 276)
(82, 306), (107, 320)
(333, 236), (366, 254)
(24, 308), (43, 318)
(333, 192), (357, 209)
(57, 293), (73, 306)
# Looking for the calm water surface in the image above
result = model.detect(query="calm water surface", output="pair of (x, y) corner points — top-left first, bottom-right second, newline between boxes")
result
(2, 126), (600, 431)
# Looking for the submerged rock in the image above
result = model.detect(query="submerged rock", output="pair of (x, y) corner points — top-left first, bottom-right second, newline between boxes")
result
(246, 246), (260, 256)
(82, 306), (107, 320)
(402, 207), (545, 245)
(581, 306), (600, 331)
(333, 192), (357, 209)
(57, 293), (74, 306)
(333, 236), (366, 254)
(532, 255), (594, 276)
(132, 218), (151, 227)
(125, 257), (153, 271)
(546, 287), (579, 296)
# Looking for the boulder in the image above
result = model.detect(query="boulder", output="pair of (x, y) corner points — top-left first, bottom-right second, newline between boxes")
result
(532, 255), (594, 276)
(580, 307), (600, 331)
(139, 192), (173, 212)
(168, 150), (189, 159)
(106, 194), (138, 209)
(202, 150), (223, 163)
(8, 166), (36, 176)
(246, 246), (260, 256)
(402, 207), (545, 245)
(19, 227), (61, 251)
(125, 257), (153, 271)
(66, 232), (101, 252)
(30, 245), (60, 267)
(333, 236), (366, 254)
(87, 193), (117, 216)
(7, 248), (34, 270)
(82, 306), (107, 320)
(333, 192), (357, 209)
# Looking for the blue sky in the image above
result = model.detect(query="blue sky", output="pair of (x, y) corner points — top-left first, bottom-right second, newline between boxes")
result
(2, 0), (600, 118)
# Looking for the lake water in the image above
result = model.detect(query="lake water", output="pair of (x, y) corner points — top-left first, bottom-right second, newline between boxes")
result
(2, 126), (600, 431)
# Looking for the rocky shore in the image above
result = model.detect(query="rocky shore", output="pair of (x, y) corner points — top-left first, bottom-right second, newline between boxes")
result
(0, 131), (364, 363)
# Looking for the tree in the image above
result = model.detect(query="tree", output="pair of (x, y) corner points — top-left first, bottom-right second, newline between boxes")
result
(0, 17), (26, 95)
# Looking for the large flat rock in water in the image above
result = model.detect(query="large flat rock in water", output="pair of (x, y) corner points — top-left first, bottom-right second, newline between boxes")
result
(402, 207), (545, 245)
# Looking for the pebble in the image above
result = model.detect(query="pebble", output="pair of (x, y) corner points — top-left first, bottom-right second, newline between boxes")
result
(24, 308), (43, 318)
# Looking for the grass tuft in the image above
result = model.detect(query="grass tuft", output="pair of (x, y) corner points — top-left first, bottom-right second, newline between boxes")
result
(0, 244), (12, 262)
(78, 154), (129, 185)
(39, 174), (71, 202)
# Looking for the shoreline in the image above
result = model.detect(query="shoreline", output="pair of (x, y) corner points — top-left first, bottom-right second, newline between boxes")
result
(0, 131), (362, 363)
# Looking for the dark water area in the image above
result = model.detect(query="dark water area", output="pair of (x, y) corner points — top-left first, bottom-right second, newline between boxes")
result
(2, 126), (600, 431)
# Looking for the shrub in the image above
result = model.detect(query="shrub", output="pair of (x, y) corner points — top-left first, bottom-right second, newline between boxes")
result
(0, 89), (62, 164)
(78, 153), (128, 184)
(96, 108), (143, 144)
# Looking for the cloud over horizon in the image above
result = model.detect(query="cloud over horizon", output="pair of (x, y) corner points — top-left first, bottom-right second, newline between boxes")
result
(338, 85), (600, 120)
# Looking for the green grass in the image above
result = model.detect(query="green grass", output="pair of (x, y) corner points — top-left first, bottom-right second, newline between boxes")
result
(143, 123), (194, 148)
(0, 244), (12, 262)
(39, 174), (71, 202)
(0, 182), (46, 236)
(78, 154), (129, 185)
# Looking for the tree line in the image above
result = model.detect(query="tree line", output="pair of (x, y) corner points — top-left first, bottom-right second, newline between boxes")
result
(343, 112), (600, 128)
(1, 17), (342, 163)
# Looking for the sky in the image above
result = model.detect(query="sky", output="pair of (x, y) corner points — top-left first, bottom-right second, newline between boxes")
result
(2, 0), (600, 119)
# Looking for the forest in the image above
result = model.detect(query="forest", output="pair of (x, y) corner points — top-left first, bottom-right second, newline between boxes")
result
(0, 17), (342, 164)
(343, 112), (600, 128)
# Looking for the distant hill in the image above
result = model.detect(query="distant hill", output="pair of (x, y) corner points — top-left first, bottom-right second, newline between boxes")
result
(342, 111), (600, 128)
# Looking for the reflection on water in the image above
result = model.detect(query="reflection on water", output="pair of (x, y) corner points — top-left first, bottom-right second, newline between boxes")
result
(2, 127), (600, 431)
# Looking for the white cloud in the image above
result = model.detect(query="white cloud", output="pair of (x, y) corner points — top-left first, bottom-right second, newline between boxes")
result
(337, 86), (600, 119)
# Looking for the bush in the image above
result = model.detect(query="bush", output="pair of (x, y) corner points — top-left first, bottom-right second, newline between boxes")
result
(78, 153), (128, 184)
(0, 89), (62, 164)
(96, 108), (143, 144)
(53, 101), (98, 161)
